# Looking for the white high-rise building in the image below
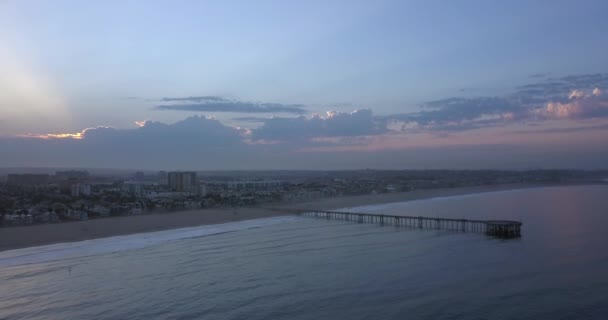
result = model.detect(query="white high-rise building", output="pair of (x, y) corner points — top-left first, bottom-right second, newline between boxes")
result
(122, 182), (143, 196)
(71, 184), (91, 197)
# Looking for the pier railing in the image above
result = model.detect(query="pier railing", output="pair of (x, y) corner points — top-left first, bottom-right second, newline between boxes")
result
(293, 209), (522, 238)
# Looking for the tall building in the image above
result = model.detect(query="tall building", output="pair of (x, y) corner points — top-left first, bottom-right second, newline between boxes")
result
(168, 171), (198, 192)
(134, 171), (145, 181)
(122, 182), (143, 197)
(157, 171), (168, 185)
(71, 184), (91, 197)
(55, 170), (90, 193)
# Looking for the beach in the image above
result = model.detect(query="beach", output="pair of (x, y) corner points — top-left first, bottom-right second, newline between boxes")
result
(0, 183), (586, 252)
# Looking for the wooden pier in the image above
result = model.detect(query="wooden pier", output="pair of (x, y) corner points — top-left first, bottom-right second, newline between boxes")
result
(295, 210), (522, 238)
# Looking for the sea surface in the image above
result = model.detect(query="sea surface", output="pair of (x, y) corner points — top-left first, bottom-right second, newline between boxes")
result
(1, 185), (608, 320)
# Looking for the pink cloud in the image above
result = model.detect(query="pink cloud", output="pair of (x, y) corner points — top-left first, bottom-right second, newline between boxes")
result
(543, 87), (608, 119)
(17, 127), (111, 140)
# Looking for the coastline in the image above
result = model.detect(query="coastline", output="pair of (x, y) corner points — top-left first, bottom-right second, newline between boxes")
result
(0, 182), (601, 252)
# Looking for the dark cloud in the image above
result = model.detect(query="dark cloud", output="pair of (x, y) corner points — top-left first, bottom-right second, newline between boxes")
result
(2, 111), (607, 169)
(557, 73), (608, 87)
(420, 97), (521, 123)
(384, 97), (523, 132)
(515, 73), (608, 101)
(0, 111), (392, 168)
(251, 109), (387, 141)
(385, 73), (608, 132)
(84, 116), (244, 148)
(0, 116), (252, 169)
(232, 117), (269, 123)
(154, 96), (307, 114)
(160, 96), (225, 102)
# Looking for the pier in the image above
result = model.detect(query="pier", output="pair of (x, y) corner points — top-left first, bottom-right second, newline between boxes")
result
(294, 210), (522, 238)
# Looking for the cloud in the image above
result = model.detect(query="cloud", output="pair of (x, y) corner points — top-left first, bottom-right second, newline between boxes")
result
(19, 127), (107, 140)
(232, 116), (269, 123)
(250, 109), (387, 141)
(529, 72), (550, 78)
(134, 120), (147, 127)
(2, 112), (607, 169)
(593, 88), (603, 96)
(515, 73), (608, 99)
(514, 123), (608, 134)
(19, 116), (246, 149)
(568, 89), (585, 99)
(3, 73), (608, 169)
(384, 97), (524, 132)
(541, 88), (608, 119)
(558, 73), (608, 87)
(385, 73), (608, 133)
(154, 96), (307, 114)
(94, 116), (244, 147)
(418, 97), (522, 124)
(3, 111), (390, 167)
(160, 96), (225, 102)
(0, 116), (253, 169)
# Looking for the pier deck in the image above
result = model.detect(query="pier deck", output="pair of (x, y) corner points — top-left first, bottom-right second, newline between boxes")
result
(294, 209), (522, 238)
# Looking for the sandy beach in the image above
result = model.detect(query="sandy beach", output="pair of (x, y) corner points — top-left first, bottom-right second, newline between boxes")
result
(0, 183), (588, 252)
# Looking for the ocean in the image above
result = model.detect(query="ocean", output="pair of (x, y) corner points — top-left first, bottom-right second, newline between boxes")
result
(1, 185), (607, 319)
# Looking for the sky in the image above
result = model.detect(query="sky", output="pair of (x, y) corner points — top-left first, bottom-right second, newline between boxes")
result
(1, 0), (608, 170)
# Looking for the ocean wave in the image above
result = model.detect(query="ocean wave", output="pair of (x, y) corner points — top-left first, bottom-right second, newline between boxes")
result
(0, 216), (296, 268)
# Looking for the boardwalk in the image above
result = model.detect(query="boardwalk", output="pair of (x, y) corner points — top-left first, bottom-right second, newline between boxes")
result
(295, 210), (522, 238)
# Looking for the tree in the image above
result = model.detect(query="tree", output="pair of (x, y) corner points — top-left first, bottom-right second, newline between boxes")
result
(0, 195), (15, 214)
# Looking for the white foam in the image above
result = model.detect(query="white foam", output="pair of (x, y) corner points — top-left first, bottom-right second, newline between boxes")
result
(0, 216), (296, 267)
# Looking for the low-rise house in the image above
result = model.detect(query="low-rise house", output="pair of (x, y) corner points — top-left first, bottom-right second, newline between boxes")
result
(90, 205), (111, 217)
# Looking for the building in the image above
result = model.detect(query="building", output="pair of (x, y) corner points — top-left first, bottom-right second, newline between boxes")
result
(122, 181), (143, 197)
(168, 171), (198, 192)
(6, 174), (50, 187)
(56, 171), (90, 193)
(71, 184), (92, 197)
(206, 180), (286, 191)
(157, 171), (168, 185)
(134, 171), (145, 181)
(198, 184), (207, 197)
(55, 170), (90, 180)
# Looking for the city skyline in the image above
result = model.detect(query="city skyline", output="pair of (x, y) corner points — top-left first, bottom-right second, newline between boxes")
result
(1, 1), (608, 169)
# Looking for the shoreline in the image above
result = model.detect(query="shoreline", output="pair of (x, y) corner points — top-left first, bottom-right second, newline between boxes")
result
(0, 182), (603, 252)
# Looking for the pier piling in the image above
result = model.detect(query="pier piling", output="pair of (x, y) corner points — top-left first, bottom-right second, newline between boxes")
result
(295, 210), (522, 239)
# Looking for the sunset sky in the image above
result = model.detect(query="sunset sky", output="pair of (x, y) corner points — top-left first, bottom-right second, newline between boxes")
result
(1, 0), (608, 169)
